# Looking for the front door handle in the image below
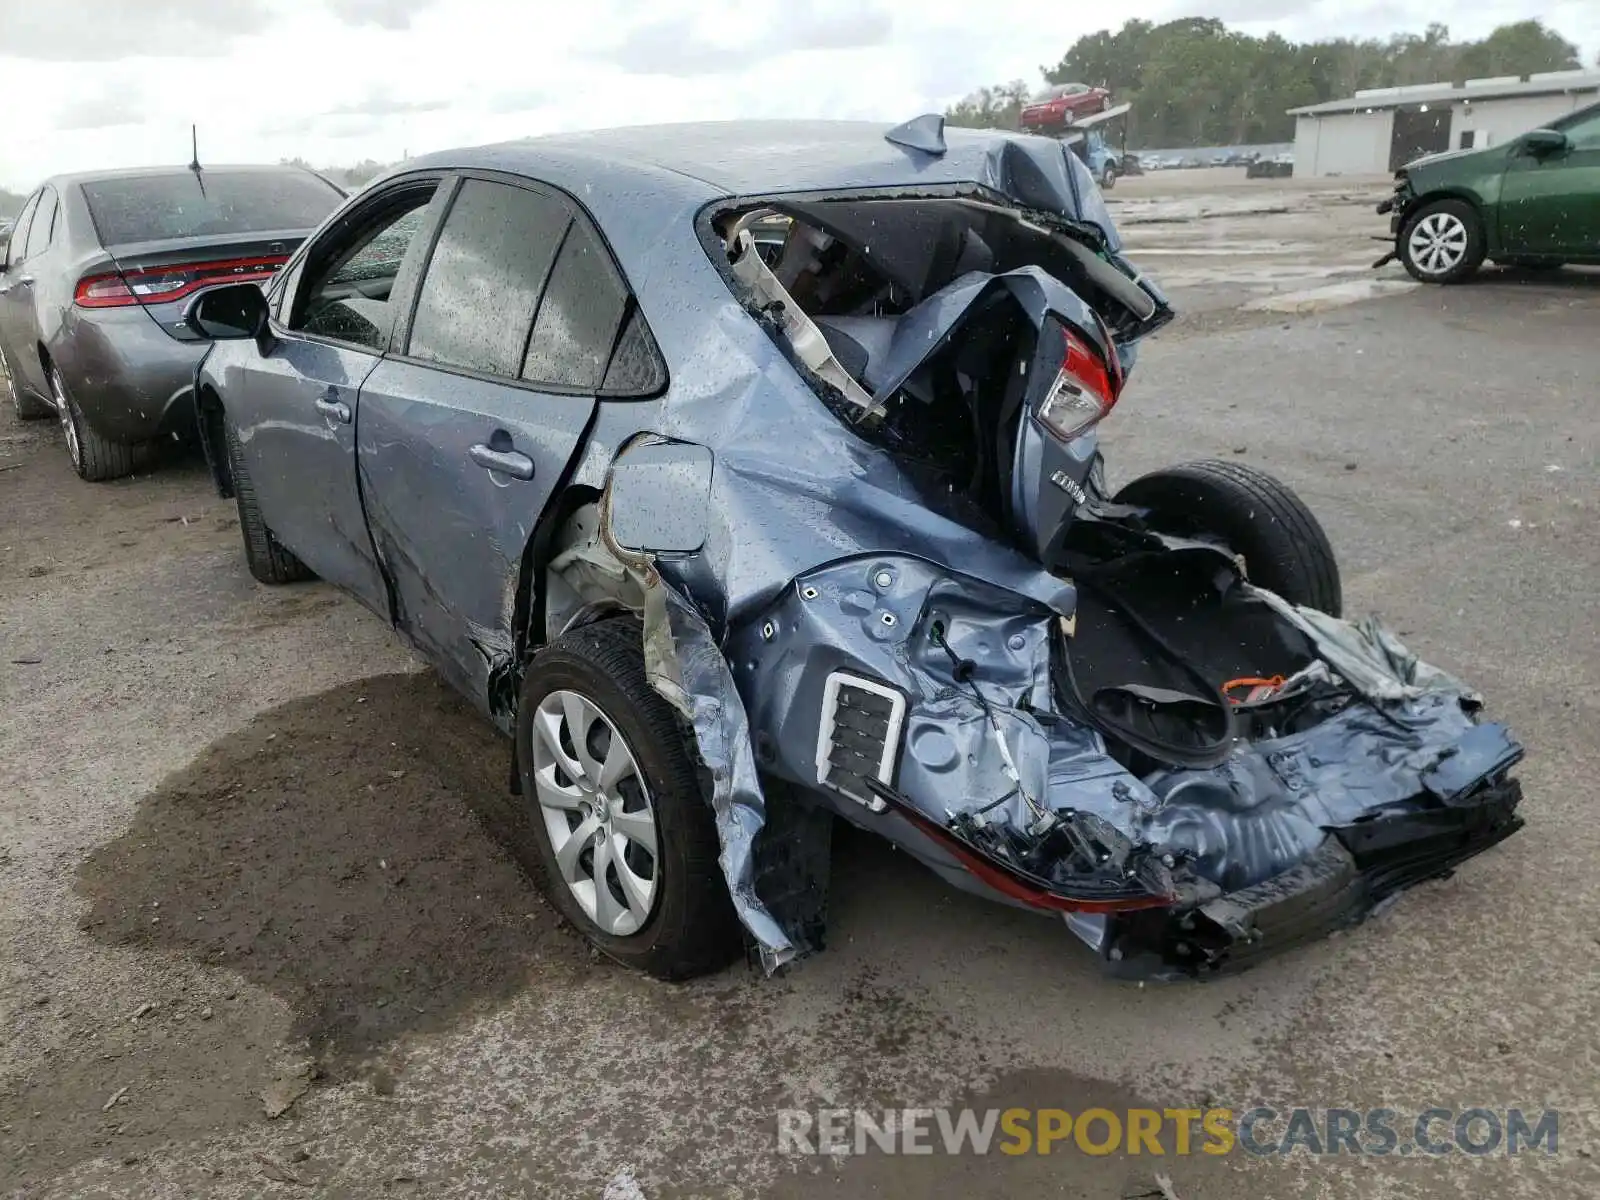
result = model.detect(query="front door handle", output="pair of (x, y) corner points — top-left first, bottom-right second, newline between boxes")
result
(469, 443), (535, 480)
(314, 396), (351, 424)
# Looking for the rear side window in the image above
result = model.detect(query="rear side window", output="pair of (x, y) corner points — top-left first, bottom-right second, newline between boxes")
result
(81, 171), (342, 245)
(407, 179), (570, 377)
(24, 188), (57, 259)
(520, 216), (630, 391)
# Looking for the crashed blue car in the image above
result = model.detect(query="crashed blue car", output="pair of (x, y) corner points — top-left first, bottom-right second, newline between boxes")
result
(187, 118), (1523, 981)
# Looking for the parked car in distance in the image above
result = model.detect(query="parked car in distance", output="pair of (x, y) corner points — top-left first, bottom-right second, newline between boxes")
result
(1246, 153), (1295, 179)
(1378, 99), (1600, 283)
(0, 164), (344, 479)
(1065, 129), (1123, 189)
(185, 119), (1522, 984)
(1019, 82), (1112, 132)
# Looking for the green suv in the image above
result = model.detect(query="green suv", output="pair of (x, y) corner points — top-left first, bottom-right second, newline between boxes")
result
(1378, 99), (1600, 283)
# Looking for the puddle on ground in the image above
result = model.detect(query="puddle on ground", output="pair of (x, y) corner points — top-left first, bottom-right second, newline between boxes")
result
(76, 672), (590, 1076)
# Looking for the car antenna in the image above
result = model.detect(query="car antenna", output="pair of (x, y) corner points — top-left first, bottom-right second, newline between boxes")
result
(188, 124), (207, 198)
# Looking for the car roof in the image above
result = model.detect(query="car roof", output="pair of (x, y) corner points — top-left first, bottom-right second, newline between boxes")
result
(42, 163), (329, 190)
(405, 119), (1086, 202)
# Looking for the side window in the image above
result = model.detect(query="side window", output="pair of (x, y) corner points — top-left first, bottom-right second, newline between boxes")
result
(600, 308), (667, 395)
(6, 193), (39, 268)
(25, 188), (57, 260)
(1560, 109), (1600, 150)
(291, 186), (438, 351)
(521, 215), (629, 391)
(407, 179), (570, 377)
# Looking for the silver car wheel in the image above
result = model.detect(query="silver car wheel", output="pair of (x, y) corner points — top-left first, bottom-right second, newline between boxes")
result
(1407, 211), (1468, 276)
(530, 688), (659, 937)
(49, 367), (81, 467)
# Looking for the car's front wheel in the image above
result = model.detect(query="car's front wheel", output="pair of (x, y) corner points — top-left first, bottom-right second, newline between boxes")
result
(1399, 198), (1485, 284)
(1100, 163), (1117, 190)
(517, 617), (742, 980)
(50, 365), (141, 481)
(220, 412), (313, 584)
(1115, 459), (1342, 616)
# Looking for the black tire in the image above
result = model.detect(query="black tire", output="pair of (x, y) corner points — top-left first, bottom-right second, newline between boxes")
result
(1398, 198), (1485, 284)
(1115, 459), (1342, 616)
(50, 365), (141, 482)
(1100, 164), (1117, 191)
(516, 617), (742, 980)
(221, 412), (313, 584)
(3, 346), (50, 420)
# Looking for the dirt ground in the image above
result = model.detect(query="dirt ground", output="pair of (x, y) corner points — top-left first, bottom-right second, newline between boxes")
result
(2, 175), (1598, 1198)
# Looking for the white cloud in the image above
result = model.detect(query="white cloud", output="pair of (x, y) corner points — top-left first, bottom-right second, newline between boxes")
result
(2, 0), (1596, 188)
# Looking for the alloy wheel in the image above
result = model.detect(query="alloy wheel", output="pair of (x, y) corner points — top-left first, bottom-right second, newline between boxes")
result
(529, 689), (660, 936)
(50, 369), (82, 467)
(1407, 211), (1469, 276)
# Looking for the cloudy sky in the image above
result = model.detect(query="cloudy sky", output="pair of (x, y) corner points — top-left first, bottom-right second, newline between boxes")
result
(3, 0), (1597, 188)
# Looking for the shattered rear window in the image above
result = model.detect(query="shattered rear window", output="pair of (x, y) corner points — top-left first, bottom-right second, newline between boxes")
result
(82, 171), (343, 245)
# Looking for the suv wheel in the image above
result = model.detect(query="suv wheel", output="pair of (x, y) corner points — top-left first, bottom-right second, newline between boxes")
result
(517, 617), (742, 980)
(1100, 163), (1117, 190)
(1399, 199), (1485, 284)
(2, 345), (51, 420)
(50, 365), (141, 481)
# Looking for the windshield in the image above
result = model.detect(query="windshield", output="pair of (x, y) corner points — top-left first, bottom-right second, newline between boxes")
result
(82, 170), (343, 245)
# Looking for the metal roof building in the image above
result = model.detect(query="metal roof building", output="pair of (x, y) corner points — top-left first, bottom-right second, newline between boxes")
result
(1288, 69), (1600, 177)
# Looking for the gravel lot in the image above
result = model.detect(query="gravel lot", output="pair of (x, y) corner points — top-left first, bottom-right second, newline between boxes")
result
(2, 178), (1598, 1198)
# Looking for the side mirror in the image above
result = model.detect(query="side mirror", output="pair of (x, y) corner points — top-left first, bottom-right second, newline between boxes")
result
(186, 282), (272, 350)
(607, 440), (713, 555)
(1522, 128), (1569, 157)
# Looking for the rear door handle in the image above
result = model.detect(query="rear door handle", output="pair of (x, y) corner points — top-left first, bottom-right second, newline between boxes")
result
(469, 443), (535, 480)
(314, 392), (351, 424)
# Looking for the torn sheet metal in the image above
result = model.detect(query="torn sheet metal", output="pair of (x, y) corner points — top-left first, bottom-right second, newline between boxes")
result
(650, 583), (796, 971)
(1251, 588), (1481, 704)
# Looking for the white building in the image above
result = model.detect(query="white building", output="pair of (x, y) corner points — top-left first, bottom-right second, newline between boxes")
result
(1289, 70), (1600, 178)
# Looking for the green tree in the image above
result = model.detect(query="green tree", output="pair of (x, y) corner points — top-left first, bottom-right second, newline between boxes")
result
(944, 80), (1031, 130)
(946, 17), (1589, 149)
(1455, 20), (1580, 79)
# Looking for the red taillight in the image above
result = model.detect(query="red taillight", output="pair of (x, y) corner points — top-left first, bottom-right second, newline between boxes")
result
(74, 255), (287, 309)
(1035, 326), (1121, 444)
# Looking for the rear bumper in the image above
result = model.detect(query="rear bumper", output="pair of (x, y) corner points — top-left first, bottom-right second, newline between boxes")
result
(1100, 776), (1523, 979)
(51, 308), (206, 444)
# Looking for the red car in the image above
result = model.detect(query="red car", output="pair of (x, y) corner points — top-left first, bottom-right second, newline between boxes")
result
(1020, 83), (1112, 132)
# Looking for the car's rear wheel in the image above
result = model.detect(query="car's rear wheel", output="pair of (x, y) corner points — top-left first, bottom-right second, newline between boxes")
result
(516, 617), (742, 980)
(2, 345), (51, 420)
(50, 365), (141, 482)
(1399, 198), (1485, 284)
(220, 412), (314, 584)
(1114, 459), (1342, 616)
